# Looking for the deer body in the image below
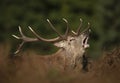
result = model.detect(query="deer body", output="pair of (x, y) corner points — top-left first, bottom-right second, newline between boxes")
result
(12, 18), (90, 71)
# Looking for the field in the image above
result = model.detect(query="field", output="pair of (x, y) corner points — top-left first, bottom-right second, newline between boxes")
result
(0, 43), (120, 83)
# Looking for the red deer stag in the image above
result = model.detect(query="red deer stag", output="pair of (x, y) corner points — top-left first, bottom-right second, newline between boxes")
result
(12, 18), (91, 71)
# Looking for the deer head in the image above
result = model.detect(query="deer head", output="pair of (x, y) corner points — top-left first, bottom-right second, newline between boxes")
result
(12, 18), (90, 66)
(54, 19), (90, 58)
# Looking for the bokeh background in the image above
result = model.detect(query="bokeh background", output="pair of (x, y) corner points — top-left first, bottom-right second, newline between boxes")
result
(0, 0), (120, 58)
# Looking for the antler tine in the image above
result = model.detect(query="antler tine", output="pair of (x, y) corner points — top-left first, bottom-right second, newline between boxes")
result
(76, 18), (83, 35)
(12, 26), (23, 39)
(28, 26), (43, 40)
(12, 26), (26, 55)
(62, 18), (70, 38)
(28, 26), (62, 43)
(47, 19), (63, 38)
(14, 41), (25, 55)
(82, 22), (90, 33)
(18, 26), (25, 37)
(12, 35), (21, 39)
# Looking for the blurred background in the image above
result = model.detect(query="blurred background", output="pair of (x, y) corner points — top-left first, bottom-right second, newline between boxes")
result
(0, 0), (120, 58)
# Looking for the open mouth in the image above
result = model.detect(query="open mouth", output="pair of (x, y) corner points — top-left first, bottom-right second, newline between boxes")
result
(82, 36), (89, 48)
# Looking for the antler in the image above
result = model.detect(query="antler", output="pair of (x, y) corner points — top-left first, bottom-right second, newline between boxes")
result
(76, 18), (83, 35)
(12, 26), (39, 54)
(72, 18), (90, 35)
(62, 18), (70, 37)
(12, 18), (70, 54)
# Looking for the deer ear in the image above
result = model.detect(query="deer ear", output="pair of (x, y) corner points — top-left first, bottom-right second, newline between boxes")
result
(54, 41), (66, 48)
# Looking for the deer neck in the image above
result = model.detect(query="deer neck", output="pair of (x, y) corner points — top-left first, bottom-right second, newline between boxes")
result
(56, 47), (85, 68)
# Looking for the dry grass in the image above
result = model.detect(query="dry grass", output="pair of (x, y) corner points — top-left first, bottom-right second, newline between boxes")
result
(0, 43), (120, 83)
